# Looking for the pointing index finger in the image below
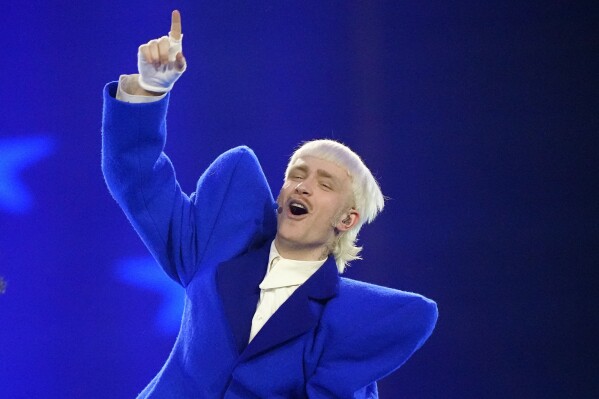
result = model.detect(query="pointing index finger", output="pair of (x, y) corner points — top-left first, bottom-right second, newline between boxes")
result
(169, 10), (182, 40)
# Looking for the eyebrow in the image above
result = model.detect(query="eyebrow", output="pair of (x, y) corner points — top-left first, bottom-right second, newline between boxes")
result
(288, 165), (309, 175)
(289, 165), (340, 185)
(316, 169), (335, 180)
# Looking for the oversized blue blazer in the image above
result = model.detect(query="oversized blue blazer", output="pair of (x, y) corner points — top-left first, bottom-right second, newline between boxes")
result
(102, 82), (438, 398)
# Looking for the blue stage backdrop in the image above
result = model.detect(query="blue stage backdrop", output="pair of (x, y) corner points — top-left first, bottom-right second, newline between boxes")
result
(1, 1), (597, 398)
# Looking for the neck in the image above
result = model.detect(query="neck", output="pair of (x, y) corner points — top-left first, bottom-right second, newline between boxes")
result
(274, 235), (330, 261)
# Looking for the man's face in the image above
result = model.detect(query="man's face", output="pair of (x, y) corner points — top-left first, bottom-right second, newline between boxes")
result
(275, 156), (357, 260)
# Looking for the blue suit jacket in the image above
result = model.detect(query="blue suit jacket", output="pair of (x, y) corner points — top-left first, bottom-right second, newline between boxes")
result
(102, 82), (438, 398)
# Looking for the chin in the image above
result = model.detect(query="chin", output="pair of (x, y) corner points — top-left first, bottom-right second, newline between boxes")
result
(275, 228), (300, 246)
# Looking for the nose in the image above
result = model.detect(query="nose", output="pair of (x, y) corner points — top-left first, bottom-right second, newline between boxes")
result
(294, 181), (311, 195)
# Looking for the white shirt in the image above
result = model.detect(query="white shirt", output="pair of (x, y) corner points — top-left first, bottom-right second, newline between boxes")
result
(248, 242), (325, 342)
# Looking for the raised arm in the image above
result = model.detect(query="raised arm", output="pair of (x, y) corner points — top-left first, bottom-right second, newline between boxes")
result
(102, 11), (277, 287)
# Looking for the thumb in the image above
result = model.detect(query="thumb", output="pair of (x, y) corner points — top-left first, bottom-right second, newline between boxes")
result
(175, 52), (186, 71)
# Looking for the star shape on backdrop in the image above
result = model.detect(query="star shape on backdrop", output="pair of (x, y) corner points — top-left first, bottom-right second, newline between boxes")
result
(115, 256), (184, 336)
(0, 135), (55, 214)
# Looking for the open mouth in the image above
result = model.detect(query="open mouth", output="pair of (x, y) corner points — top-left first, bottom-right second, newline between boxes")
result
(289, 200), (309, 216)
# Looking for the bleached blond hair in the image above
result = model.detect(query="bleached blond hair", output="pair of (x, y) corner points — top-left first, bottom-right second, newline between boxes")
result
(284, 139), (385, 273)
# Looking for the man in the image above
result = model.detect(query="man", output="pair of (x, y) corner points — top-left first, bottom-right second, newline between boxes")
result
(102, 10), (437, 398)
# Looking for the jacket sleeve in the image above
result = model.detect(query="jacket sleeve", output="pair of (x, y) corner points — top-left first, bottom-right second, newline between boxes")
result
(101, 82), (276, 286)
(306, 280), (438, 398)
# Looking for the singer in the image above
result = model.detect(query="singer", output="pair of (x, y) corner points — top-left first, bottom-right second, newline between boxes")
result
(102, 10), (437, 398)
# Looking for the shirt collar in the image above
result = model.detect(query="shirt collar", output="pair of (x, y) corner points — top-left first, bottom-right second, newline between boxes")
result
(259, 241), (326, 290)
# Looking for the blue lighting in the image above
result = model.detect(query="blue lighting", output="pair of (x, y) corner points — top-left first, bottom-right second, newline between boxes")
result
(115, 256), (184, 336)
(0, 135), (55, 214)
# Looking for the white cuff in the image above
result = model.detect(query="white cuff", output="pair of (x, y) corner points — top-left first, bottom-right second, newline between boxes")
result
(116, 75), (167, 103)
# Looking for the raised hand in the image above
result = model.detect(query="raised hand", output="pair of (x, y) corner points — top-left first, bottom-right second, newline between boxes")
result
(137, 10), (187, 93)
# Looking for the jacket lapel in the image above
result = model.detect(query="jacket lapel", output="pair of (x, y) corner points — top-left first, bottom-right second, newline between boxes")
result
(238, 256), (339, 363)
(216, 243), (270, 354)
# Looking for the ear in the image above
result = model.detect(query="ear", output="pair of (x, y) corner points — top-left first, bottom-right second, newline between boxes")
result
(335, 209), (360, 232)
